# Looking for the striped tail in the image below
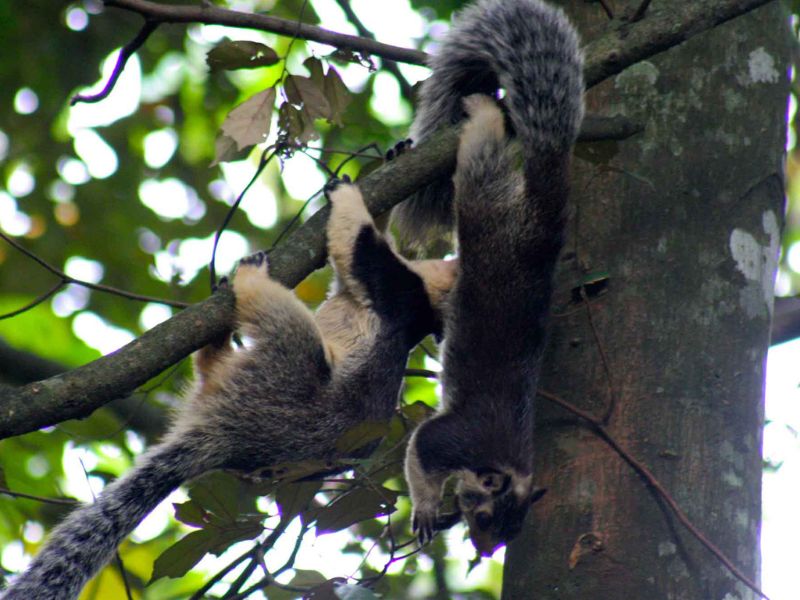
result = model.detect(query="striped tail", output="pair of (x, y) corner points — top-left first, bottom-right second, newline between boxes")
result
(2, 439), (213, 600)
(391, 0), (584, 248)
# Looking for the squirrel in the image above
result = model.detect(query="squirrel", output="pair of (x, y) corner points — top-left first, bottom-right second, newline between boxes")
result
(398, 0), (584, 556)
(1, 177), (456, 600)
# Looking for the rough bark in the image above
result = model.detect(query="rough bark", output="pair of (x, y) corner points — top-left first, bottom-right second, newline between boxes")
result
(503, 2), (789, 599)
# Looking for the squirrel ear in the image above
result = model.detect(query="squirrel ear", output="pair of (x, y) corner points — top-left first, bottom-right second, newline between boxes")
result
(530, 487), (548, 505)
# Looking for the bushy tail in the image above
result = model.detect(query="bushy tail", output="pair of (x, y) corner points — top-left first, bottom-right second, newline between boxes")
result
(391, 0), (584, 248)
(1, 438), (213, 600)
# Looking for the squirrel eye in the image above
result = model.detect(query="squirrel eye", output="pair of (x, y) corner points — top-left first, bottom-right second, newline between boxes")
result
(482, 473), (499, 487)
(481, 472), (510, 494)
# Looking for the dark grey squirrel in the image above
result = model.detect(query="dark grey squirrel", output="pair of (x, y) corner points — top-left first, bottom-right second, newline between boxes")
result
(398, 0), (584, 555)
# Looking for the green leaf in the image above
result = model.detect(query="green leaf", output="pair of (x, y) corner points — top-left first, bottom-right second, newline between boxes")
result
(275, 480), (321, 524)
(327, 48), (375, 70)
(335, 420), (391, 453)
(290, 569), (328, 587)
(323, 67), (351, 126)
(211, 133), (250, 166)
(204, 519), (263, 554)
(256, 459), (334, 484)
(173, 500), (209, 528)
(149, 517), (263, 583)
(220, 87), (276, 150)
(150, 530), (213, 582)
(278, 101), (318, 144)
(187, 471), (242, 522)
(206, 39), (280, 71)
(401, 401), (435, 425)
(313, 486), (398, 534)
(305, 578), (343, 599)
(335, 583), (381, 599)
(304, 56), (326, 86)
(285, 75), (330, 120)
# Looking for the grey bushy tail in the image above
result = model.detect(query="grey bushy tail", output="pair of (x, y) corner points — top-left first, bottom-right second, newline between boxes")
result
(391, 0), (584, 247)
(2, 438), (214, 600)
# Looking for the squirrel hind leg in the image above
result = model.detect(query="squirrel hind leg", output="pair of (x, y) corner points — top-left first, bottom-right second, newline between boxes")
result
(325, 180), (376, 305)
(457, 95), (506, 169)
(232, 252), (321, 344)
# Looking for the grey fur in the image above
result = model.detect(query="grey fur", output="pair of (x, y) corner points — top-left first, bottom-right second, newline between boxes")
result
(2, 181), (455, 600)
(392, 0), (584, 249)
(1, 440), (211, 600)
(402, 0), (584, 554)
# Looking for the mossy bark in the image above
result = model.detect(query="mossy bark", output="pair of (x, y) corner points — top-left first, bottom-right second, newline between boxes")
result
(503, 2), (790, 598)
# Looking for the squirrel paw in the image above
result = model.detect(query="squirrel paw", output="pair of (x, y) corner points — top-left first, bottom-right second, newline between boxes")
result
(238, 250), (269, 272)
(385, 138), (413, 162)
(323, 174), (352, 201)
(412, 508), (438, 546)
(212, 276), (230, 292)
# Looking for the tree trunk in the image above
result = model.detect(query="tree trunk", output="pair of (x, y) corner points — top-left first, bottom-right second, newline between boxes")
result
(503, 2), (790, 598)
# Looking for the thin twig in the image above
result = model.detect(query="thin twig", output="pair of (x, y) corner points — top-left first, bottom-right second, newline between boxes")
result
(268, 189), (320, 252)
(303, 145), (385, 159)
(536, 389), (769, 600)
(229, 527), (311, 599)
(189, 545), (257, 600)
(75, 459), (133, 600)
(404, 368), (439, 379)
(631, 0), (654, 22)
(334, 0), (414, 100)
(114, 552), (135, 600)
(597, 0), (615, 19)
(220, 557), (259, 599)
(209, 148), (276, 289)
(0, 281), (65, 320)
(578, 287), (616, 423)
(0, 229), (188, 308)
(71, 20), (159, 105)
(269, 142), (382, 252)
(353, 527), (395, 585)
(417, 343), (439, 362)
(0, 487), (78, 506)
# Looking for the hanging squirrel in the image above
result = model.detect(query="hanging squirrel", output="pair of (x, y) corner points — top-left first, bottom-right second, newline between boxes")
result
(398, 0), (584, 555)
(1, 177), (456, 600)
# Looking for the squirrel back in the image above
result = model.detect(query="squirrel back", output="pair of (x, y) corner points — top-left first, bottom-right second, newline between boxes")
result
(391, 0), (584, 248)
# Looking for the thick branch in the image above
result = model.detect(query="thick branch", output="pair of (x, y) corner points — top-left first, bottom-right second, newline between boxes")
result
(104, 0), (427, 66)
(582, 0), (774, 87)
(0, 339), (167, 441)
(0, 0), (775, 440)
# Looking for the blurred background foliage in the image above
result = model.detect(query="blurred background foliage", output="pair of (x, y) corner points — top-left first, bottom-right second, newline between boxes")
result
(0, 1), (797, 599)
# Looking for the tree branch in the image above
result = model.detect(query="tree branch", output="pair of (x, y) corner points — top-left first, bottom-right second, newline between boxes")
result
(70, 20), (159, 105)
(0, 0), (774, 441)
(0, 229), (188, 309)
(582, 0), (774, 87)
(0, 338), (168, 441)
(104, 0), (427, 66)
